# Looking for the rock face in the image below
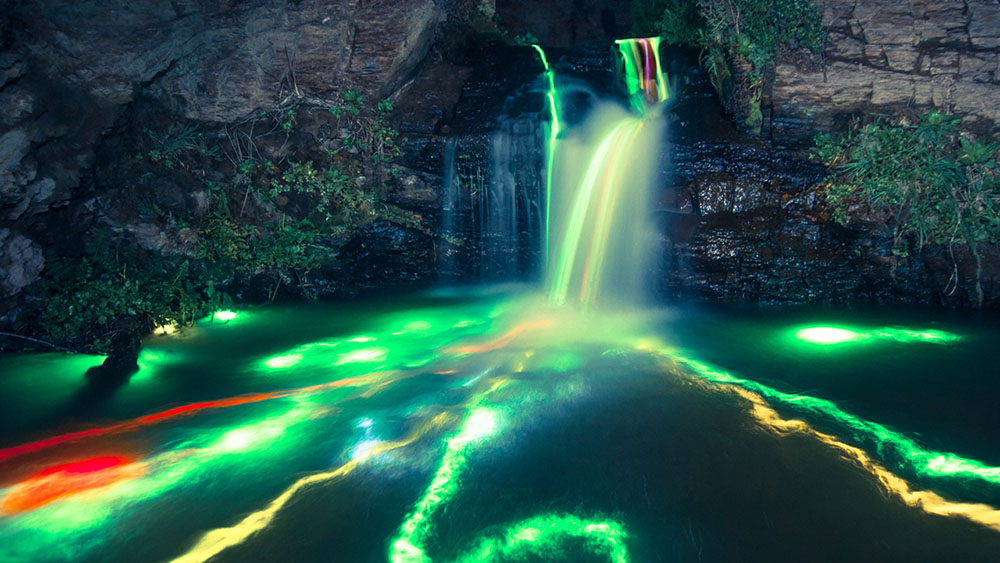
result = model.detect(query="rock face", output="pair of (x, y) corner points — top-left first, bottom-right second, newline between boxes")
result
(765, 0), (1000, 144)
(658, 60), (998, 308)
(0, 0), (450, 307)
(659, 142), (971, 306)
(0, 228), (44, 298)
(494, 0), (631, 46)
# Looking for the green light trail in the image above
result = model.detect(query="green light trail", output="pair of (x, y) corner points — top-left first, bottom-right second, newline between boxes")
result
(793, 325), (961, 346)
(389, 396), (633, 563)
(666, 353), (1000, 489)
(455, 513), (630, 563)
(548, 121), (640, 305)
(531, 45), (561, 268)
(0, 399), (317, 562)
(390, 406), (503, 563)
(614, 38), (669, 115)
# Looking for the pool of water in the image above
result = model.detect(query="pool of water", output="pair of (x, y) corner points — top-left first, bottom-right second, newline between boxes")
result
(2, 288), (999, 562)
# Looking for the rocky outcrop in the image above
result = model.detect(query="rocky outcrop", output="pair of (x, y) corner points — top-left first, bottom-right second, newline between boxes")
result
(658, 61), (998, 308)
(765, 0), (1000, 144)
(660, 142), (963, 306)
(0, 228), (44, 298)
(0, 0), (463, 306)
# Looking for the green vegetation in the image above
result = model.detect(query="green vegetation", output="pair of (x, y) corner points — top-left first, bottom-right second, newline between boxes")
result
(630, 0), (824, 133)
(144, 125), (219, 169)
(815, 109), (1000, 306)
(22, 91), (429, 350)
(629, 0), (704, 47)
(24, 232), (227, 350)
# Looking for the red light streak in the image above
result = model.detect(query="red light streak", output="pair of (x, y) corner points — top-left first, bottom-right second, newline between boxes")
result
(0, 374), (379, 465)
(1, 456), (143, 513)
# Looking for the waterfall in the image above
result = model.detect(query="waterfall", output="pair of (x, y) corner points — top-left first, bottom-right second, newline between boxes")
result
(441, 39), (668, 300)
(481, 116), (545, 281)
(437, 117), (544, 282)
(545, 107), (664, 306)
(539, 38), (669, 307)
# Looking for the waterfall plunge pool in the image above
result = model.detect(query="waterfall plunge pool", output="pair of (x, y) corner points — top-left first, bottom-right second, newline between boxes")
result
(1, 288), (999, 562)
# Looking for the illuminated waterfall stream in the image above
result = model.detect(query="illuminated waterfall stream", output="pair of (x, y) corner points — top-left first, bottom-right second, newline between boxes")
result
(2, 39), (1000, 563)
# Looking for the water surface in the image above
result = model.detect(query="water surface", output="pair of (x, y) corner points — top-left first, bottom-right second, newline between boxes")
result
(2, 289), (999, 562)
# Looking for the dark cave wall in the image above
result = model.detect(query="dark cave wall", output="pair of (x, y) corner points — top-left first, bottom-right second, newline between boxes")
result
(494, 0), (632, 47)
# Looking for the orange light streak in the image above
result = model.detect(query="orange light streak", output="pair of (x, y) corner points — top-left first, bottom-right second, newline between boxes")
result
(447, 318), (554, 355)
(726, 384), (1000, 533)
(169, 412), (455, 563)
(1, 456), (145, 513)
(0, 373), (388, 466)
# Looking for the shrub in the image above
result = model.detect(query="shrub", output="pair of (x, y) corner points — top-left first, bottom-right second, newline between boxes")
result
(25, 232), (226, 350)
(630, 0), (824, 132)
(815, 109), (1000, 306)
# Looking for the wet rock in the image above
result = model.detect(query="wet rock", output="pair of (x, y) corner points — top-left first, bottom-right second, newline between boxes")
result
(694, 173), (733, 215)
(85, 330), (140, 387)
(660, 71), (965, 306)
(0, 229), (44, 298)
(389, 167), (441, 211)
(335, 221), (435, 287)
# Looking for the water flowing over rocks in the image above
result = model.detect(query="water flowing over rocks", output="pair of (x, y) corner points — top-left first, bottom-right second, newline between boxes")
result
(1, 0), (998, 332)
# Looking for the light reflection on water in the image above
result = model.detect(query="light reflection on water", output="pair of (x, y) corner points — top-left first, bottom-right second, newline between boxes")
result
(1, 288), (999, 562)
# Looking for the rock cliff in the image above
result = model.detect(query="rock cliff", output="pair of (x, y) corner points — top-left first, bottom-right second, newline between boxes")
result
(0, 0), (453, 301)
(765, 0), (1000, 144)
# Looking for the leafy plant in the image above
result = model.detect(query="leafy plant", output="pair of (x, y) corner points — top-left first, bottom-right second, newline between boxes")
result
(269, 160), (375, 227)
(145, 125), (218, 169)
(815, 109), (1000, 306)
(631, 0), (824, 132)
(327, 93), (405, 187)
(26, 232), (226, 350)
(194, 191), (319, 299)
(280, 108), (297, 134)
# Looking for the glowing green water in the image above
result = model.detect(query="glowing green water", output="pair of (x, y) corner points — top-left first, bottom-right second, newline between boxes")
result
(1, 291), (999, 562)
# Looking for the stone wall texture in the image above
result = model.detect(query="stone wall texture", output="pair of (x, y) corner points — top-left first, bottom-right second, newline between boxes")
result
(765, 0), (1000, 144)
(0, 0), (453, 297)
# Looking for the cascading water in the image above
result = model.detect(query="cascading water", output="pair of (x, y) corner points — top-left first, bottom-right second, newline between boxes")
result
(437, 119), (544, 282)
(482, 116), (545, 281)
(538, 38), (668, 307)
(439, 138), (461, 277)
(2, 27), (999, 563)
